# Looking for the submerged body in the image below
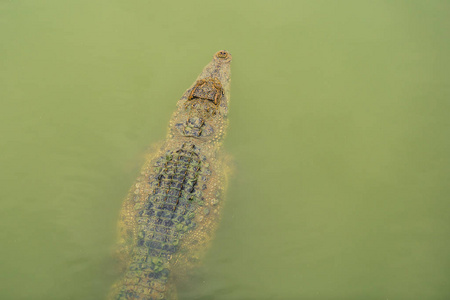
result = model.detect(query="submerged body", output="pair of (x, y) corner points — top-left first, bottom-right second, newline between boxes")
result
(110, 51), (232, 300)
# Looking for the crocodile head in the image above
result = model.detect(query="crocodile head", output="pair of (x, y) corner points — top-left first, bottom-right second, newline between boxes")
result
(170, 50), (232, 143)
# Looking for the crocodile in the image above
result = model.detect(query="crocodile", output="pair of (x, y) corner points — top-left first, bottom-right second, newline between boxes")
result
(109, 50), (232, 300)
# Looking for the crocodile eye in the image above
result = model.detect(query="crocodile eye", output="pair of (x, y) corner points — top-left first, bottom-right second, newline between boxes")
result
(211, 78), (221, 89)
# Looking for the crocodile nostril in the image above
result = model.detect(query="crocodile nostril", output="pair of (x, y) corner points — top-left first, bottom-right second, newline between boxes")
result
(215, 50), (229, 59)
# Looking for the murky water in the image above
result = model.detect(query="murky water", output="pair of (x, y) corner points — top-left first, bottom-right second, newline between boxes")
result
(1, 1), (450, 299)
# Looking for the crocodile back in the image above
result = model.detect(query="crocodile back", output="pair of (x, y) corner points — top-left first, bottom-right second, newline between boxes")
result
(114, 144), (208, 300)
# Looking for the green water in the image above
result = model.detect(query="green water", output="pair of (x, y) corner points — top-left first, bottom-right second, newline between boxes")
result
(1, 1), (450, 299)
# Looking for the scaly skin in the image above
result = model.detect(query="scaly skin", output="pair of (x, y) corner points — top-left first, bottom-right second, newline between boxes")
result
(109, 50), (232, 300)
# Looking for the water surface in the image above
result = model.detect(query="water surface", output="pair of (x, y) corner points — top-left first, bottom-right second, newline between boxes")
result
(1, 1), (450, 299)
